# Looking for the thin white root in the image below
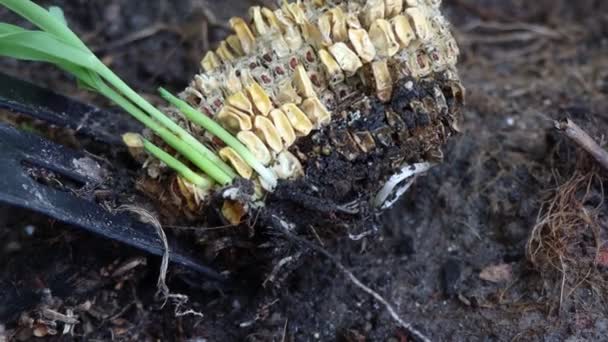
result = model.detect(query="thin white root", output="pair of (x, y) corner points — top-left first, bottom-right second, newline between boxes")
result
(274, 216), (431, 342)
(374, 162), (433, 209)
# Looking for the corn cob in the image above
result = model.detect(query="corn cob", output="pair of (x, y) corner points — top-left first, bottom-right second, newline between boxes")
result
(143, 0), (464, 223)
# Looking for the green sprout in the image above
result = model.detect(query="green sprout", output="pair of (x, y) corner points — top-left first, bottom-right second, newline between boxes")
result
(0, 0), (242, 186)
(159, 88), (278, 189)
(123, 133), (212, 189)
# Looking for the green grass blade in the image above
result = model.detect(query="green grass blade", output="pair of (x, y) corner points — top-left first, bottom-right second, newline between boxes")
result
(0, 31), (96, 69)
(0, 22), (25, 34)
(0, 0), (87, 50)
(47, 6), (67, 26)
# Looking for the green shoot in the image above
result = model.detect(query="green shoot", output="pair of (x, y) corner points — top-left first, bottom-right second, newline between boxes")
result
(159, 88), (279, 189)
(97, 81), (233, 185)
(124, 133), (212, 189)
(0, 0), (237, 184)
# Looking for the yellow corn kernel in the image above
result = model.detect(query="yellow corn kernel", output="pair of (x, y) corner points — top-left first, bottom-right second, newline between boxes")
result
(281, 103), (313, 136)
(219, 147), (252, 179)
(369, 19), (400, 57)
(237, 131), (272, 165)
(348, 28), (377, 63)
(254, 115), (284, 152)
(301, 97), (332, 127)
(328, 42), (363, 76)
(270, 108), (297, 147)
(247, 81), (273, 116)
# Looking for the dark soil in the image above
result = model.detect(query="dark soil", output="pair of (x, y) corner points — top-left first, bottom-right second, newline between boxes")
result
(1, 0), (608, 341)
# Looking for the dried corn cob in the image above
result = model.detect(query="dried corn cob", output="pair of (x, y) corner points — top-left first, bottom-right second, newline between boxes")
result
(143, 0), (464, 228)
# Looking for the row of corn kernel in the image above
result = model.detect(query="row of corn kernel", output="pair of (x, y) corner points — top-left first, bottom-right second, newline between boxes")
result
(190, 0), (453, 115)
(180, 1), (459, 182)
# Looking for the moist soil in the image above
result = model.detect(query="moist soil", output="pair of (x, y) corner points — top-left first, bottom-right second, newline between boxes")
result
(1, 0), (608, 341)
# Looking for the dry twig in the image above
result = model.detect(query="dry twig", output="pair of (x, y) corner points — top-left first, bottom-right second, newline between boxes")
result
(554, 118), (608, 172)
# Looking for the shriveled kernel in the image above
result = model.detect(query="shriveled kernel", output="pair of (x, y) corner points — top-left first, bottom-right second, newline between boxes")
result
(250, 6), (270, 35)
(274, 79), (302, 105)
(237, 131), (272, 165)
(177, 176), (208, 208)
(348, 28), (376, 63)
(360, 0), (385, 28)
(229, 17), (256, 54)
(271, 36), (291, 58)
(194, 74), (220, 96)
(283, 24), (304, 51)
(392, 15), (416, 48)
(318, 49), (345, 85)
(281, 103), (313, 136)
(122, 133), (146, 162)
(371, 60), (393, 102)
(226, 34), (244, 56)
(270, 108), (297, 147)
(272, 151), (304, 179)
(406, 7), (431, 41)
(219, 147), (253, 179)
(246, 81), (273, 116)
(369, 19), (400, 57)
(221, 200), (246, 225)
(328, 42), (363, 76)
(318, 12), (333, 46)
(238, 69), (256, 88)
(261, 7), (281, 32)
(302, 21), (325, 48)
(201, 51), (220, 72)
(384, 0), (403, 18)
(346, 11), (363, 29)
(216, 41), (235, 62)
(226, 91), (253, 115)
(183, 86), (204, 106)
(283, 2), (307, 25)
(293, 65), (317, 99)
(330, 7), (348, 42)
(301, 97), (331, 127)
(217, 106), (252, 132)
(254, 115), (283, 152)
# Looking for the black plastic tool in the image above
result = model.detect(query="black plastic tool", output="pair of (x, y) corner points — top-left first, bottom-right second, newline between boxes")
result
(0, 73), (223, 281)
(0, 72), (142, 145)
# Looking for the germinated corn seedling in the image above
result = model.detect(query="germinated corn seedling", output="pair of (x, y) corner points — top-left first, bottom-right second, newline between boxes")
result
(0, 0), (464, 275)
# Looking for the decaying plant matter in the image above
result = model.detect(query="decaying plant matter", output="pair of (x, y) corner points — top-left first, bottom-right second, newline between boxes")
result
(138, 0), (464, 242)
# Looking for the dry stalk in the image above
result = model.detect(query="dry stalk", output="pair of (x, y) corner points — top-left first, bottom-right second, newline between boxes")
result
(554, 118), (608, 172)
